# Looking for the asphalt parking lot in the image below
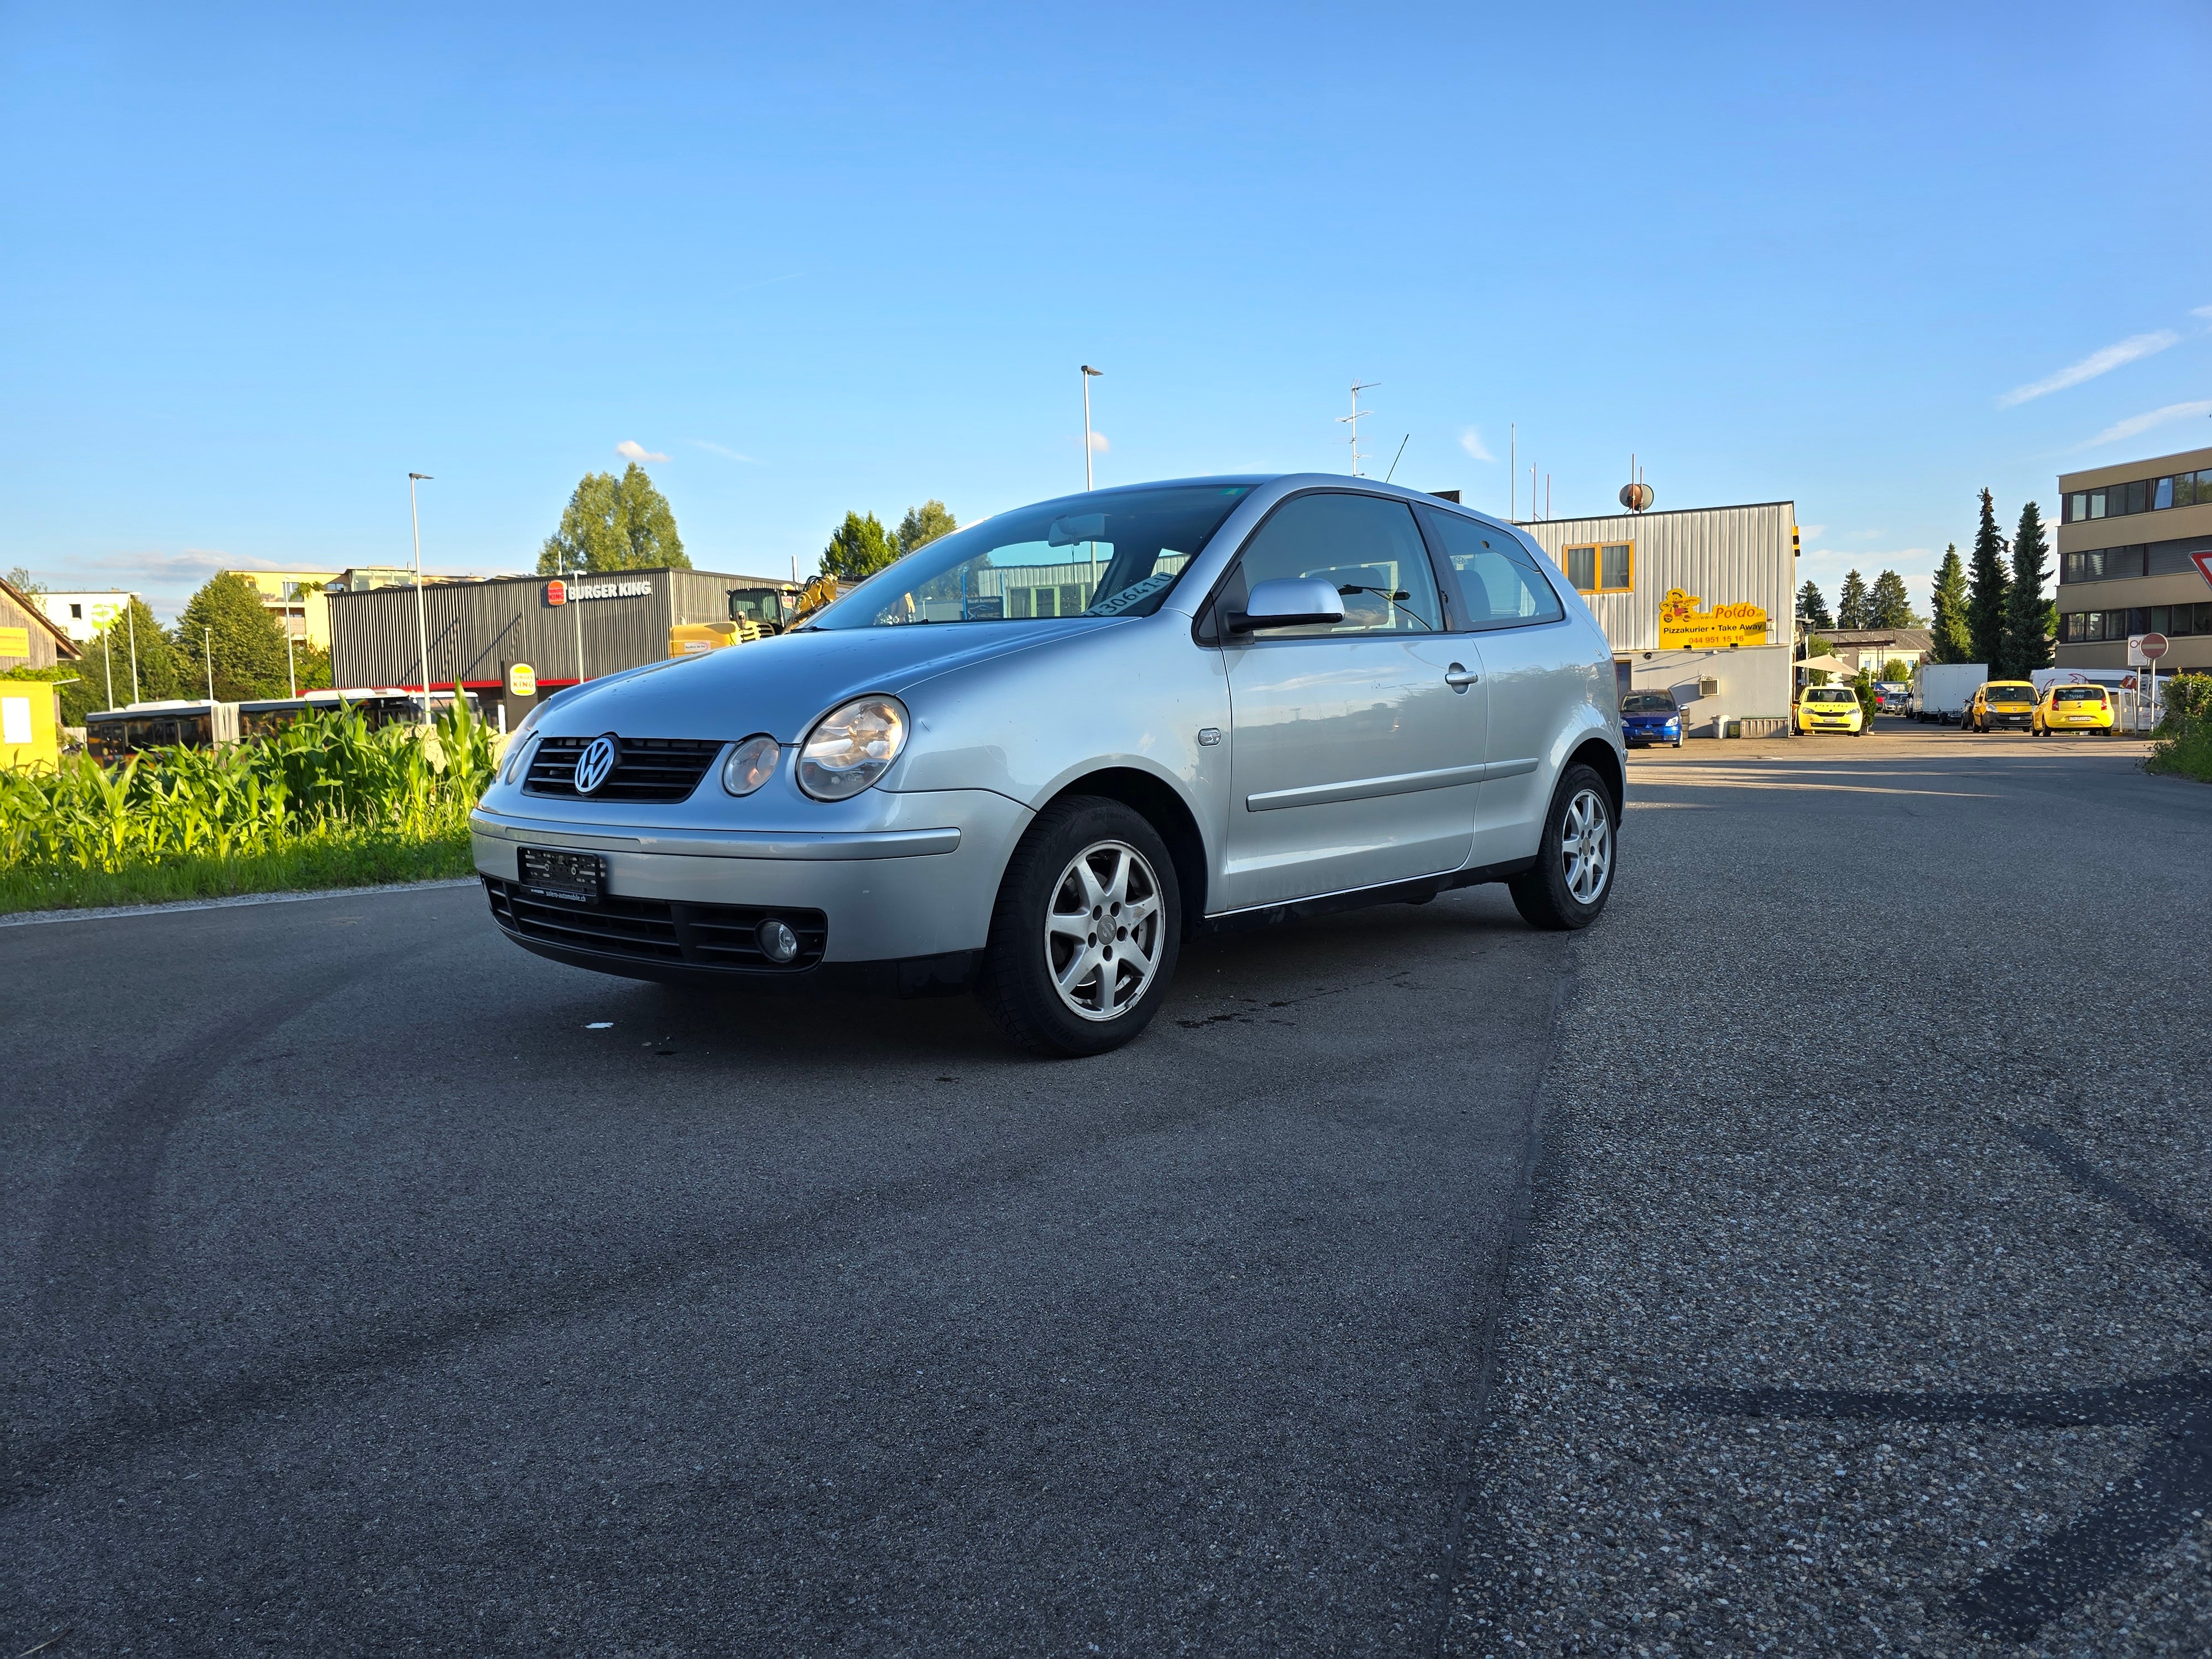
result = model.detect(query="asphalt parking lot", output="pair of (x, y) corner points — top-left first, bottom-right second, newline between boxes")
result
(6, 722), (2208, 1656)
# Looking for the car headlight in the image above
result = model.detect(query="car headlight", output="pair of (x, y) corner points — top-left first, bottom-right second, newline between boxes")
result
(797, 696), (908, 801)
(721, 734), (780, 796)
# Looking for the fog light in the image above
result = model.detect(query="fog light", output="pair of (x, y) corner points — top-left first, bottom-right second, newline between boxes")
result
(757, 918), (800, 963)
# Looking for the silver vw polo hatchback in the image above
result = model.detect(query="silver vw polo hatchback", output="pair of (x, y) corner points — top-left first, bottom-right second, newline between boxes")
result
(474, 476), (1624, 1054)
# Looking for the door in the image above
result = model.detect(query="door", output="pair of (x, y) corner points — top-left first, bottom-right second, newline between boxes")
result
(1218, 492), (1489, 910)
(1416, 507), (1588, 868)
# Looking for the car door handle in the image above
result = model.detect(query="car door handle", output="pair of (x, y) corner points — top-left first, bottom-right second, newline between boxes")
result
(1444, 665), (1479, 689)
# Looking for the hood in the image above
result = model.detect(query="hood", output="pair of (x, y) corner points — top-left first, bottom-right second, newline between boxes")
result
(532, 617), (1120, 743)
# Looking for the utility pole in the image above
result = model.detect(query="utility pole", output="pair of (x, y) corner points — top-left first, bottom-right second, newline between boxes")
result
(204, 627), (215, 702)
(570, 546), (586, 685)
(1510, 424), (1517, 518)
(408, 473), (434, 723)
(126, 602), (139, 703)
(1339, 382), (1379, 476)
(285, 593), (298, 699)
(1081, 365), (1103, 490)
(103, 623), (114, 711)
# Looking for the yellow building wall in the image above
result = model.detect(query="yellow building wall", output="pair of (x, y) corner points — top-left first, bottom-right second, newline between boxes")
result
(224, 571), (340, 650)
(1, 682), (60, 769)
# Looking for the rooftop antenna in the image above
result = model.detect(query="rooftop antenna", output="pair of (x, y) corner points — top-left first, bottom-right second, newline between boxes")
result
(1383, 434), (1409, 484)
(1339, 381), (1379, 476)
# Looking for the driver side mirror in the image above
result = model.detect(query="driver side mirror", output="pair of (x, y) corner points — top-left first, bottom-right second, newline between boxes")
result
(1227, 577), (1347, 635)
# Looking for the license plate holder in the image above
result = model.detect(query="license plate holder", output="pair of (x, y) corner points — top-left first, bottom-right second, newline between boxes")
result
(518, 846), (606, 906)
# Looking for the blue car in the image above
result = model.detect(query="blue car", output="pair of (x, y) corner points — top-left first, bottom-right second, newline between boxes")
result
(1620, 691), (1683, 748)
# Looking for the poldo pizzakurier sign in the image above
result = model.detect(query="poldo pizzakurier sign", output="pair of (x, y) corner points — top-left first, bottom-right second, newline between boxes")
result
(545, 578), (653, 606)
(1657, 588), (1770, 649)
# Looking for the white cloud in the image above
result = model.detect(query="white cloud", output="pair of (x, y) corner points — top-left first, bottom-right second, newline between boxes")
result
(1999, 331), (2179, 406)
(2195, 305), (2212, 320)
(1796, 524), (1825, 541)
(1458, 427), (1495, 463)
(615, 440), (669, 463)
(688, 439), (759, 464)
(1088, 431), (1109, 453)
(2080, 400), (2212, 447)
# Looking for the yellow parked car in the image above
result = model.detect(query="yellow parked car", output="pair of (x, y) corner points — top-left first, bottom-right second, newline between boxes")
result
(1963, 681), (2038, 733)
(2033, 682), (2117, 737)
(1796, 685), (1865, 734)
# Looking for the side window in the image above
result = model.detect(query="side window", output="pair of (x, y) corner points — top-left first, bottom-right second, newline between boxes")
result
(1418, 509), (1566, 629)
(1228, 493), (1441, 635)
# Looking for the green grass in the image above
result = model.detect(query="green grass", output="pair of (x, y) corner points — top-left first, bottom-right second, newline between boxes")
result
(0, 825), (476, 914)
(2146, 724), (2212, 785)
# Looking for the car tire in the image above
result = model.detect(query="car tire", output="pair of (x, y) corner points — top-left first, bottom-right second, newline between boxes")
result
(1508, 763), (1617, 932)
(975, 795), (1182, 1057)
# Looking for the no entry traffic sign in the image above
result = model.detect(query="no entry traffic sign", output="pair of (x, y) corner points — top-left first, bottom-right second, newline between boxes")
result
(2129, 632), (2168, 666)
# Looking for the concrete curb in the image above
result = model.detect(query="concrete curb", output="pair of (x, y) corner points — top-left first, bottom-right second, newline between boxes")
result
(0, 876), (479, 928)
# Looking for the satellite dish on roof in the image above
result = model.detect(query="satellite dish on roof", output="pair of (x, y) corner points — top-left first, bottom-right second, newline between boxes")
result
(1619, 482), (1653, 512)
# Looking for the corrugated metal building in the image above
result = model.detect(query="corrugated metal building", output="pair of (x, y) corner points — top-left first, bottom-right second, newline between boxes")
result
(1517, 502), (1798, 735)
(328, 566), (789, 726)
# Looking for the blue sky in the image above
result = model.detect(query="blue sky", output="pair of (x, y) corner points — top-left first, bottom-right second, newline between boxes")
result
(5, 1), (2209, 620)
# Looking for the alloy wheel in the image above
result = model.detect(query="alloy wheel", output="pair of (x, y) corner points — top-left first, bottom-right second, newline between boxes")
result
(1044, 839), (1165, 1021)
(1561, 787), (1612, 905)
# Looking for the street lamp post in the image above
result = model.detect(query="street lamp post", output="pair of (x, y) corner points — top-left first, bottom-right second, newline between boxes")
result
(204, 627), (215, 702)
(126, 603), (139, 703)
(409, 472), (434, 724)
(1081, 365), (1103, 491)
(285, 584), (298, 698)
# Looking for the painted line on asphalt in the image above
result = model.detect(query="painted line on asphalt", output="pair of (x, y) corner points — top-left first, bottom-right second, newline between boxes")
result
(0, 877), (480, 928)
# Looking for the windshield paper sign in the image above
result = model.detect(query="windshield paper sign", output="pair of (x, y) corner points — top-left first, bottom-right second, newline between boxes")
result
(1657, 589), (1769, 649)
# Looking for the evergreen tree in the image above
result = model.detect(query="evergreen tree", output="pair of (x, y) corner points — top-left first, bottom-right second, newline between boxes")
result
(176, 573), (294, 701)
(1929, 545), (1972, 664)
(2002, 500), (2053, 679)
(1867, 570), (1922, 629)
(1796, 581), (1832, 629)
(820, 511), (900, 581)
(1965, 489), (2011, 670)
(1837, 568), (1871, 629)
(895, 500), (958, 556)
(538, 463), (688, 573)
(66, 596), (186, 721)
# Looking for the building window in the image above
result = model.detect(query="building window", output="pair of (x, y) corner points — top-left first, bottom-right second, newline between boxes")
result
(2063, 468), (2212, 523)
(1560, 541), (1632, 593)
(2060, 545), (2150, 583)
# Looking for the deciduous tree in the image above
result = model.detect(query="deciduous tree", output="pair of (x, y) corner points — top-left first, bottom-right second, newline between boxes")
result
(538, 463), (688, 573)
(896, 500), (958, 556)
(1837, 569), (1871, 629)
(821, 511), (900, 581)
(61, 596), (184, 721)
(2002, 500), (2053, 680)
(1867, 570), (1921, 629)
(176, 574), (293, 701)
(1797, 581), (1832, 629)
(1929, 545), (1973, 664)
(1966, 489), (2011, 670)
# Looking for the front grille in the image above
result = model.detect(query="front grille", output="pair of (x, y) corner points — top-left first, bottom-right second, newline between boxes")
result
(523, 737), (724, 802)
(484, 878), (827, 971)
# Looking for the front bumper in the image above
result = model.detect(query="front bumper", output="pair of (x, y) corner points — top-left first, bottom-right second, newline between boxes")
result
(469, 787), (1032, 971)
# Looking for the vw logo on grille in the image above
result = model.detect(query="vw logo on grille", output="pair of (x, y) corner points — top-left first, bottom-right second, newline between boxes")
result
(572, 734), (620, 795)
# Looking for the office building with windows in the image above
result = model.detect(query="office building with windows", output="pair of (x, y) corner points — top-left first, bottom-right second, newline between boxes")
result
(1517, 501), (1799, 736)
(2054, 443), (2212, 675)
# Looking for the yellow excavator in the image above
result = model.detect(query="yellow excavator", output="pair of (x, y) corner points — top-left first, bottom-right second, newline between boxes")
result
(669, 575), (845, 659)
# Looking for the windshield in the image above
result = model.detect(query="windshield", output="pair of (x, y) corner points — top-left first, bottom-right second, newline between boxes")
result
(729, 588), (790, 627)
(1805, 687), (1856, 704)
(1620, 693), (1677, 713)
(2052, 685), (2106, 703)
(807, 481), (1262, 629)
(1985, 684), (2034, 703)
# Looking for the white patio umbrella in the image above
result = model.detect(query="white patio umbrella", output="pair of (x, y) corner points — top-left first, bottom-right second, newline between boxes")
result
(1797, 654), (1854, 676)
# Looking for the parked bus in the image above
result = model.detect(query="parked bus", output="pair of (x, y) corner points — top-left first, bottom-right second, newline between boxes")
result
(86, 689), (479, 761)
